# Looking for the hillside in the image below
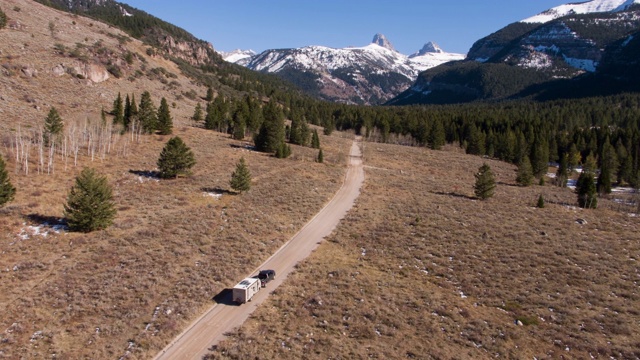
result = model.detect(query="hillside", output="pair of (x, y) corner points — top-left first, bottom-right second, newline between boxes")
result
(0, 1), (352, 358)
(208, 142), (640, 360)
(1, 1), (640, 359)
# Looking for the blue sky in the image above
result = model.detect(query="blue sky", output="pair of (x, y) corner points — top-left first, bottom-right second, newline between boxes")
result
(122, 0), (569, 55)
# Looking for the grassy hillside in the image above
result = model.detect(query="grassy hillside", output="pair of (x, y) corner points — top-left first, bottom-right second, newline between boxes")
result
(0, 1), (352, 358)
(209, 143), (640, 359)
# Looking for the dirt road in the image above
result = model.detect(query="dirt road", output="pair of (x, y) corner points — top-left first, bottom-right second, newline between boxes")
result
(153, 138), (364, 360)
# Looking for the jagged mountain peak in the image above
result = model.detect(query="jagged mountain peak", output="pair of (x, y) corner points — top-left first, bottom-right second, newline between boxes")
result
(372, 33), (395, 51)
(522, 0), (640, 23)
(410, 42), (443, 57)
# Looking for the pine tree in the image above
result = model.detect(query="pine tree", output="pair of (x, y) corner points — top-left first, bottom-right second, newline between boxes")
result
(192, 103), (203, 123)
(537, 194), (545, 208)
(231, 101), (248, 140)
(317, 148), (324, 163)
(429, 119), (446, 150)
(138, 91), (157, 134)
(311, 129), (320, 149)
(254, 100), (286, 154)
(576, 155), (597, 209)
(0, 7), (7, 30)
(230, 157), (251, 194)
(516, 156), (534, 187)
(205, 87), (214, 102)
(531, 135), (549, 178)
(63, 167), (116, 232)
(44, 107), (64, 147)
(0, 155), (16, 207)
(157, 136), (196, 179)
(156, 97), (173, 135)
(556, 153), (569, 187)
(124, 94), (132, 128)
(112, 92), (124, 125)
(474, 163), (496, 200)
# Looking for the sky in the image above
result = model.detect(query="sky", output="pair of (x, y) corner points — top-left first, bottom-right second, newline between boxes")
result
(121, 0), (571, 55)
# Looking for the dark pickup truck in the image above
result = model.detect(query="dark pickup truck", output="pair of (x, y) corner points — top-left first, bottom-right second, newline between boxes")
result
(256, 269), (276, 286)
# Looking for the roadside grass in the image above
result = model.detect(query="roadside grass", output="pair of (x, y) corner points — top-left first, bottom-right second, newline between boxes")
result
(0, 124), (351, 359)
(209, 141), (640, 359)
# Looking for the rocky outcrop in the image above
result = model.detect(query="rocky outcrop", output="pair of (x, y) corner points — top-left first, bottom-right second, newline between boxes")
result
(158, 35), (216, 66)
(51, 62), (109, 83)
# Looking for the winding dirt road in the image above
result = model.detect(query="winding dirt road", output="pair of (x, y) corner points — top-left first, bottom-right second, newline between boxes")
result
(153, 138), (365, 360)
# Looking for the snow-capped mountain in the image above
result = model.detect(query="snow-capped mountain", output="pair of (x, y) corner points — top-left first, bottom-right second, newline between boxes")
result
(224, 34), (464, 105)
(391, 0), (640, 105)
(522, 0), (640, 23)
(220, 49), (257, 66)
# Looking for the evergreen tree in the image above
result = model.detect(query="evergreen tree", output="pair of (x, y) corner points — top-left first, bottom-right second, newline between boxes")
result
(0, 7), (6, 30)
(205, 87), (214, 102)
(576, 155), (597, 209)
(124, 94), (132, 128)
(311, 129), (320, 149)
(156, 97), (173, 135)
(254, 100), (286, 154)
(537, 194), (545, 208)
(531, 135), (549, 178)
(192, 102), (203, 123)
(231, 101), (248, 140)
(230, 157), (251, 194)
(516, 156), (534, 186)
(138, 91), (157, 134)
(429, 119), (446, 150)
(474, 163), (496, 200)
(44, 107), (64, 147)
(317, 148), (324, 163)
(556, 153), (569, 187)
(112, 92), (124, 125)
(63, 167), (116, 233)
(157, 136), (196, 179)
(0, 155), (16, 207)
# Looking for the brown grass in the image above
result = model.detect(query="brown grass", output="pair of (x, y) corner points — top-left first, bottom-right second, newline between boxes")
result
(209, 142), (640, 359)
(0, 124), (351, 359)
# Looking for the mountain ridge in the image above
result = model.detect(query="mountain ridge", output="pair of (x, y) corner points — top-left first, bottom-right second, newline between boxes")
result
(223, 34), (465, 105)
(390, 0), (640, 105)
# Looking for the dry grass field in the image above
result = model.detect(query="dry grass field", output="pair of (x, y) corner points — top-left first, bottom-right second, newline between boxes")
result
(0, 2), (356, 358)
(0, 124), (352, 359)
(209, 142), (640, 359)
(2, 1), (640, 359)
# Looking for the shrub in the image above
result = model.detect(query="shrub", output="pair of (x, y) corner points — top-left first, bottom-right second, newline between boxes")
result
(0, 155), (16, 207)
(0, 7), (7, 29)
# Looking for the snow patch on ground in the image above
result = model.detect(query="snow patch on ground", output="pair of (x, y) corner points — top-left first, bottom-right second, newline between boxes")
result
(563, 56), (597, 72)
(517, 51), (554, 69)
(17, 221), (67, 240)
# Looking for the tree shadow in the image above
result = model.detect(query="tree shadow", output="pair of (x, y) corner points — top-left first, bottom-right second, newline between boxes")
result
(212, 288), (239, 306)
(230, 143), (256, 151)
(129, 170), (160, 179)
(497, 181), (520, 187)
(432, 191), (477, 201)
(201, 187), (233, 195)
(24, 214), (68, 231)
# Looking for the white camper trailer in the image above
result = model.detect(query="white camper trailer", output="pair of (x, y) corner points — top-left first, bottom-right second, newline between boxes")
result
(232, 277), (261, 304)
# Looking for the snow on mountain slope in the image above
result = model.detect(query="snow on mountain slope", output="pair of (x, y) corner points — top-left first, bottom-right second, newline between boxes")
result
(227, 35), (464, 104)
(220, 49), (257, 66)
(522, 0), (640, 23)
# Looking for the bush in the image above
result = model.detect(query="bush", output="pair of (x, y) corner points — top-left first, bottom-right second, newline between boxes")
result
(0, 155), (16, 207)
(0, 7), (7, 29)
